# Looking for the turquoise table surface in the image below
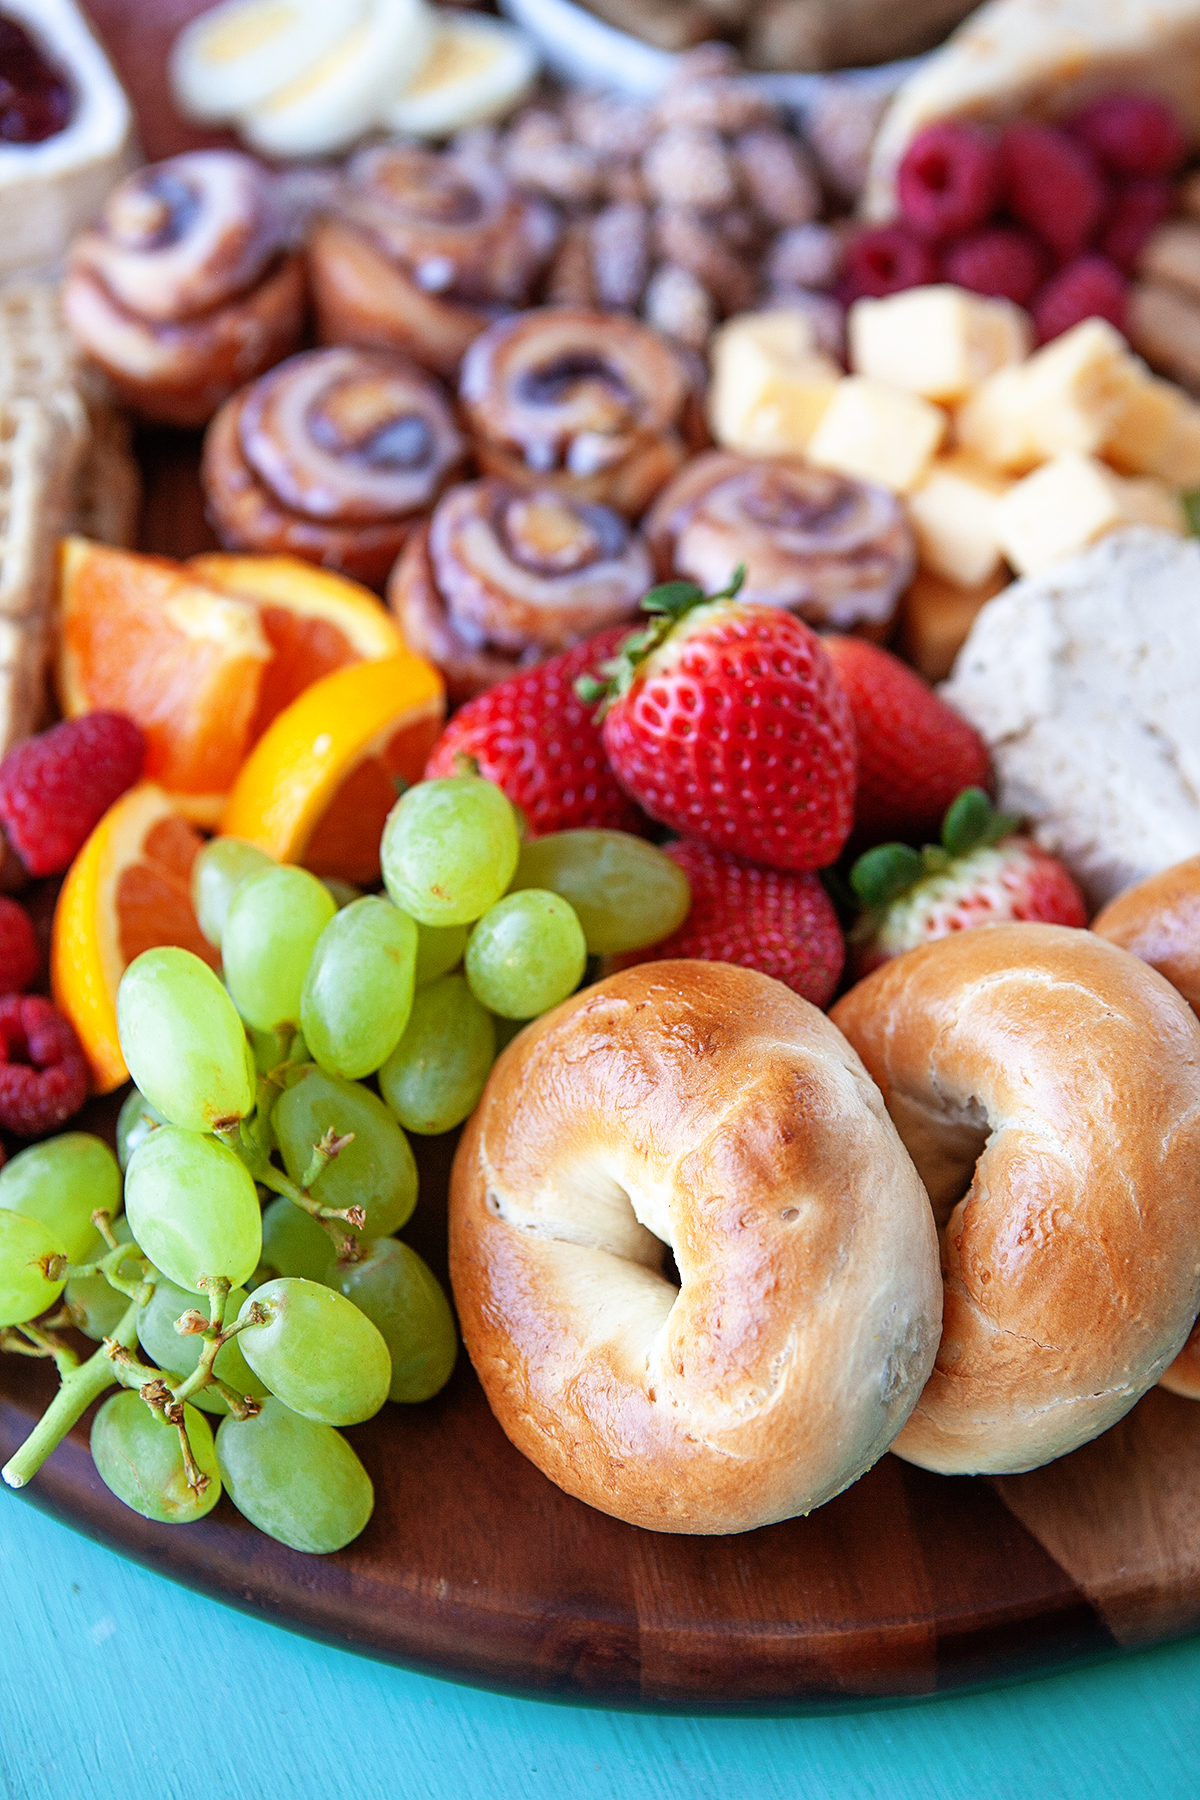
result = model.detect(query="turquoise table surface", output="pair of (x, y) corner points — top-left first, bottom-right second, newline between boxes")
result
(2, 1495), (1198, 1800)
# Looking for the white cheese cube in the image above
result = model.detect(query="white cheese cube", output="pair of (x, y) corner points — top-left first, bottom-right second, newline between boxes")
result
(708, 310), (840, 455)
(849, 285), (1030, 403)
(907, 451), (1012, 587)
(995, 450), (1184, 575)
(806, 376), (946, 494)
(956, 318), (1143, 473)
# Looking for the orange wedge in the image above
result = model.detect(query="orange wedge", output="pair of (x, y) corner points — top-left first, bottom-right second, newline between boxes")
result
(51, 783), (218, 1093)
(188, 554), (404, 740)
(57, 538), (273, 826)
(221, 652), (445, 886)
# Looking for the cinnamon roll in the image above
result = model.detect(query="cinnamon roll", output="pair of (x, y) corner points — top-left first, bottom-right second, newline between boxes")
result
(388, 477), (653, 702)
(460, 307), (698, 519)
(308, 143), (557, 380)
(202, 346), (467, 590)
(644, 451), (916, 635)
(62, 151), (307, 428)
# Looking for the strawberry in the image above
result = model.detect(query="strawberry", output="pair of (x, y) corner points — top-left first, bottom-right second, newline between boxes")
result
(612, 839), (845, 1007)
(821, 635), (991, 848)
(848, 788), (1088, 977)
(581, 573), (857, 873)
(424, 627), (647, 838)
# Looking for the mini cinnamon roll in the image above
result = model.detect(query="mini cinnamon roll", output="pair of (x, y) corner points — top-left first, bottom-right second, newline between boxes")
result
(63, 151), (307, 428)
(644, 450), (916, 636)
(388, 477), (653, 702)
(460, 307), (698, 519)
(202, 346), (467, 590)
(308, 143), (557, 381)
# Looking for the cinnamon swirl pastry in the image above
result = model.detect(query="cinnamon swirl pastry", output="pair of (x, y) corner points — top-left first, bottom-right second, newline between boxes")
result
(389, 477), (652, 702)
(62, 151), (307, 428)
(644, 451), (916, 636)
(460, 307), (698, 519)
(202, 346), (467, 590)
(308, 143), (557, 381)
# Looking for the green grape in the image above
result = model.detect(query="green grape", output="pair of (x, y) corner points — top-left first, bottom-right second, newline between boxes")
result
(247, 1024), (287, 1078)
(222, 864), (337, 1033)
(259, 1195), (335, 1286)
(236, 1277), (391, 1425)
(300, 896), (417, 1080)
(273, 1069), (417, 1240)
(117, 1087), (167, 1171)
(65, 1219), (139, 1341)
(90, 1390), (221, 1524)
(0, 1133), (122, 1263)
(378, 975), (494, 1135)
(124, 1127), (262, 1294)
(137, 1276), (269, 1417)
(216, 1398), (373, 1552)
(381, 776), (519, 927)
(413, 919), (467, 987)
(509, 830), (691, 954)
(191, 837), (274, 949)
(0, 1211), (67, 1327)
(117, 947), (255, 1133)
(464, 889), (587, 1019)
(331, 1237), (456, 1403)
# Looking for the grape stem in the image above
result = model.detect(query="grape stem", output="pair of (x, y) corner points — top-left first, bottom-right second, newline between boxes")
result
(1, 1294), (145, 1490)
(216, 1119), (366, 1262)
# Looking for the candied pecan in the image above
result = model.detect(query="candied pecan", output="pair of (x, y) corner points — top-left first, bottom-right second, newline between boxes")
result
(642, 125), (736, 211)
(643, 262), (715, 349)
(654, 206), (758, 314)
(766, 222), (843, 291)
(590, 202), (651, 310)
(566, 92), (655, 161)
(546, 221), (597, 306)
(734, 129), (822, 228)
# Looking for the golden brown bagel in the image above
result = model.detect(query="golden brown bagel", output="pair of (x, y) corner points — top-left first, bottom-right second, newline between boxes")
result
(449, 960), (942, 1535)
(831, 923), (1200, 1476)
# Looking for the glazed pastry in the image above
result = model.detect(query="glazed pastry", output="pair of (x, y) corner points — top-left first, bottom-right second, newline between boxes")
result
(62, 151), (307, 428)
(308, 143), (557, 380)
(460, 307), (698, 518)
(202, 346), (466, 590)
(389, 477), (652, 701)
(644, 450), (915, 634)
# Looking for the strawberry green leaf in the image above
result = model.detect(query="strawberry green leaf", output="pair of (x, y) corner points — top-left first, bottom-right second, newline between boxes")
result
(640, 580), (705, 616)
(573, 565), (748, 718)
(941, 786), (1021, 856)
(1183, 489), (1200, 537)
(850, 842), (923, 911)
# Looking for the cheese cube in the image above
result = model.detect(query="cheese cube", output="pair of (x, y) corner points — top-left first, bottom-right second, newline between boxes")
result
(806, 376), (945, 494)
(1159, 401), (1200, 488)
(708, 310), (841, 454)
(907, 451), (1012, 587)
(898, 567), (1008, 684)
(956, 319), (1143, 473)
(953, 365), (1042, 474)
(849, 285), (1030, 403)
(995, 451), (1184, 575)
(1103, 376), (1184, 475)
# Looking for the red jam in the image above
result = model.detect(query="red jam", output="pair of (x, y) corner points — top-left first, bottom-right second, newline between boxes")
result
(0, 15), (74, 145)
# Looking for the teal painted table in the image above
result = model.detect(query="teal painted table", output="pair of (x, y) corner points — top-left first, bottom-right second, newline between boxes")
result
(2, 1496), (1198, 1800)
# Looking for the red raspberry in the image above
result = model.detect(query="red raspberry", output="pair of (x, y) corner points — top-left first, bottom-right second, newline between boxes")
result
(614, 839), (845, 1009)
(0, 995), (90, 1135)
(1001, 123), (1107, 261)
(840, 226), (938, 301)
(1101, 176), (1176, 271)
(0, 712), (145, 878)
(1032, 254), (1129, 344)
(941, 226), (1047, 305)
(1068, 92), (1187, 178)
(0, 897), (38, 995)
(896, 121), (1002, 240)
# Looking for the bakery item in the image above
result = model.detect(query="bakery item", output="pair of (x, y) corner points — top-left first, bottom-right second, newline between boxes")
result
(62, 151), (307, 428)
(450, 959), (942, 1534)
(1092, 857), (1200, 1016)
(388, 478), (652, 702)
(308, 143), (557, 380)
(643, 449), (915, 635)
(202, 346), (466, 589)
(831, 923), (1200, 1474)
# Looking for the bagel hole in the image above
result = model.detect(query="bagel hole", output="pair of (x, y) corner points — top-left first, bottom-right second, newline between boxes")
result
(892, 1090), (991, 1228)
(660, 1245), (681, 1289)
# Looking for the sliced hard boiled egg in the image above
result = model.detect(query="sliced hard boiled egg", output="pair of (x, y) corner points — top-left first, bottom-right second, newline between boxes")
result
(380, 13), (539, 138)
(169, 0), (367, 122)
(239, 0), (436, 158)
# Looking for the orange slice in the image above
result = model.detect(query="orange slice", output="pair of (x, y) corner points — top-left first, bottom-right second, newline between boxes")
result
(51, 783), (218, 1093)
(57, 538), (273, 826)
(221, 652), (445, 886)
(188, 553), (404, 740)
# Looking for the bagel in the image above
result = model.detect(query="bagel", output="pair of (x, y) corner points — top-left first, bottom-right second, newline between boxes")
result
(830, 923), (1200, 1476)
(448, 960), (942, 1535)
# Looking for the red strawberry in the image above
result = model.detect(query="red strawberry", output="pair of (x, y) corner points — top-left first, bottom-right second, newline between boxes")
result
(848, 788), (1087, 977)
(424, 627), (647, 838)
(822, 635), (991, 848)
(584, 575), (857, 873)
(612, 839), (845, 1007)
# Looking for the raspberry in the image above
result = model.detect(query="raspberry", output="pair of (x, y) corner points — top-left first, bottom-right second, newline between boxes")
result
(1068, 92), (1187, 178)
(840, 226), (938, 301)
(1001, 123), (1107, 261)
(941, 226), (1047, 305)
(1100, 175), (1175, 271)
(0, 712), (145, 877)
(896, 121), (1002, 240)
(1032, 254), (1129, 344)
(0, 994), (90, 1135)
(0, 896), (38, 995)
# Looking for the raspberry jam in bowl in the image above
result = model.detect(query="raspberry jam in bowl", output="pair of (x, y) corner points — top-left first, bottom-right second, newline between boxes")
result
(0, 12), (74, 144)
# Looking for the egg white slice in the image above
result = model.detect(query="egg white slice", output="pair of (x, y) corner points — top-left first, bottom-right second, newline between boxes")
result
(380, 12), (538, 138)
(169, 0), (368, 123)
